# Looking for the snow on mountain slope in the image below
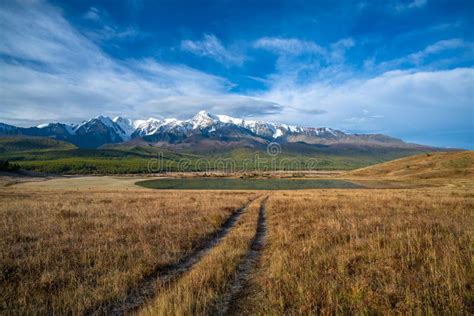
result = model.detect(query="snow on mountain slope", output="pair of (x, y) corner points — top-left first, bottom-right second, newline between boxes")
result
(132, 118), (163, 136)
(78, 110), (339, 140)
(71, 116), (129, 146)
(113, 117), (136, 139)
(0, 110), (409, 148)
(190, 110), (219, 129)
(216, 114), (244, 125)
(32, 111), (344, 141)
(37, 122), (76, 135)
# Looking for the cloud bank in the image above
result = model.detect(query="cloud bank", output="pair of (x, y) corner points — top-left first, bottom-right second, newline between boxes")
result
(0, 0), (472, 148)
(0, 1), (276, 124)
(181, 34), (245, 66)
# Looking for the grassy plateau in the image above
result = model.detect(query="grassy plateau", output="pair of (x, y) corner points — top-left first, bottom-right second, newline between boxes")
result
(0, 151), (472, 314)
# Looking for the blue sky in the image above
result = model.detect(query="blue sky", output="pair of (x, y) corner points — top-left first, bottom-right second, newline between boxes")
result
(0, 0), (473, 148)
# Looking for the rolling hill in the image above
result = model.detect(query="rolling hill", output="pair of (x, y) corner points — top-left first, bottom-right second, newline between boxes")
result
(0, 136), (76, 153)
(347, 151), (473, 180)
(0, 135), (437, 174)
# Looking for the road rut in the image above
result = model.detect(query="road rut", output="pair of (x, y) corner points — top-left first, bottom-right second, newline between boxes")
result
(215, 196), (269, 315)
(86, 196), (260, 316)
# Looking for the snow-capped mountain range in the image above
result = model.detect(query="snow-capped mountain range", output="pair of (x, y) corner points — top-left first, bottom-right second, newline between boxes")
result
(117, 111), (341, 140)
(0, 110), (409, 148)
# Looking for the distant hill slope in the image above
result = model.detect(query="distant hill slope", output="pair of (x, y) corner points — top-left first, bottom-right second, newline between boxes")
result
(0, 136), (76, 153)
(347, 151), (473, 180)
(0, 135), (434, 174)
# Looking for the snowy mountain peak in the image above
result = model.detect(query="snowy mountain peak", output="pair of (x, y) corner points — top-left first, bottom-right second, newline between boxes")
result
(196, 110), (210, 116)
(0, 112), (409, 149)
(25, 113), (345, 142)
(123, 111), (338, 140)
(113, 116), (136, 138)
(113, 116), (128, 123)
(216, 114), (244, 125)
(95, 115), (114, 125)
(190, 110), (218, 129)
(75, 115), (114, 132)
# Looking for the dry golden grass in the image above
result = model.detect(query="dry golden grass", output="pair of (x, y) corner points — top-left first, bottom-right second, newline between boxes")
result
(340, 151), (474, 189)
(2, 152), (473, 315)
(10, 175), (151, 190)
(235, 188), (474, 314)
(141, 195), (266, 315)
(0, 188), (255, 314)
(347, 151), (473, 180)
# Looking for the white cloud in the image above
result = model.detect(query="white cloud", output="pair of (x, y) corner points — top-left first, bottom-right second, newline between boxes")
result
(253, 37), (356, 87)
(407, 38), (472, 64)
(180, 34), (245, 66)
(83, 7), (101, 21)
(253, 37), (356, 68)
(371, 39), (474, 72)
(395, 0), (427, 12)
(254, 37), (326, 56)
(251, 35), (473, 148)
(0, 1), (471, 148)
(258, 67), (474, 147)
(330, 38), (355, 63)
(0, 1), (278, 124)
(82, 6), (146, 43)
(0, 1), (104, 68)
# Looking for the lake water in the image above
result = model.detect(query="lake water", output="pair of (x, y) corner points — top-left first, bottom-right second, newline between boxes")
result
(136, 178), (363, 190)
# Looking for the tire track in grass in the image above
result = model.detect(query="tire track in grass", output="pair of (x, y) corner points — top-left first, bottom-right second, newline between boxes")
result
(215, 196), (269, 316)
(86, 195), (261, 316)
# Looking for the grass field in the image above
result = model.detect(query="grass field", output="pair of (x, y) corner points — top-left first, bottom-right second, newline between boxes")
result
(234, 189), (473, 314)
(0, 152), (472, 314)
(0, 188), (256, 314)
(143, 195), (267, 315)
(348, 151), (473, 180)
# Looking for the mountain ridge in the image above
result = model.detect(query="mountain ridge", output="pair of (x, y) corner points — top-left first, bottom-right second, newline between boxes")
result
(0, 110), (432, 150)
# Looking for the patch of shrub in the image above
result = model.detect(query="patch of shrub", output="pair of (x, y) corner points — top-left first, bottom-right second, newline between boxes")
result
(0, 160), (20, 171)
